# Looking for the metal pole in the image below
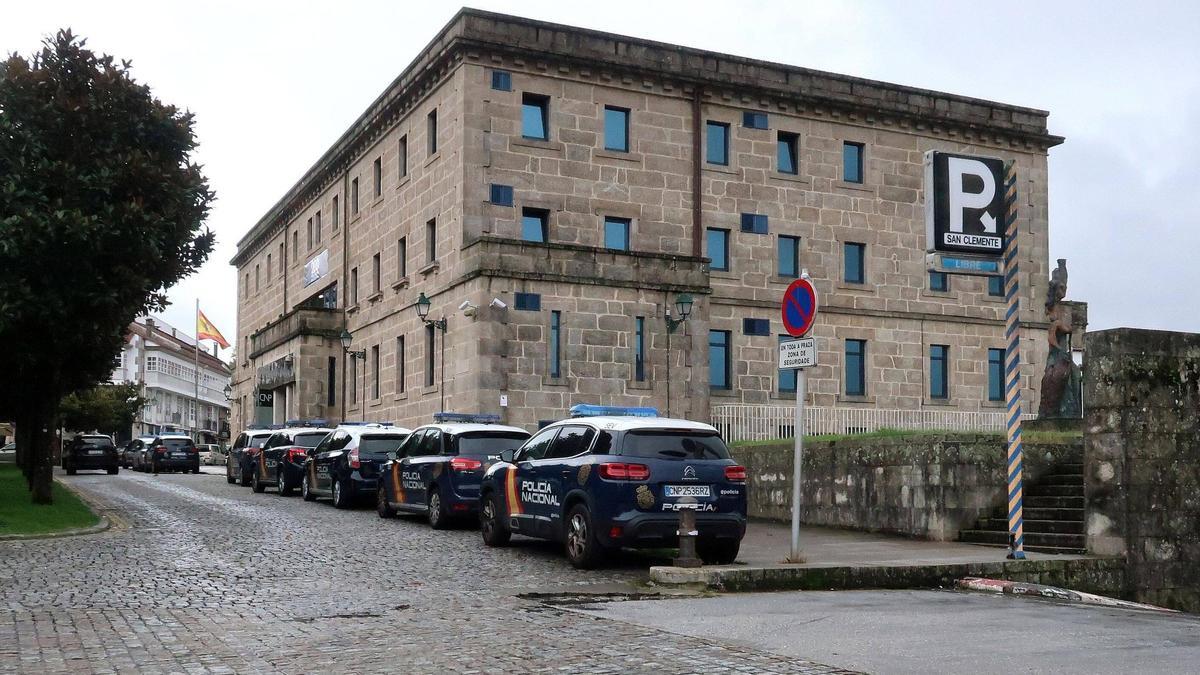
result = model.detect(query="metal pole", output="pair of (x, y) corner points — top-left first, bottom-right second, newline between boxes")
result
(360, 355), (366, 422)
(790, 368), (806, 561)
(193, 299), (201, 444)
(665, 315), (671, 418)
(440, 320), (446, 413)
(1002, 161), (1026, 560)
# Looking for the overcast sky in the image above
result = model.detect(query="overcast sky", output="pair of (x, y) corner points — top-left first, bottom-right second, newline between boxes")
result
(4, 1), (1198, 353)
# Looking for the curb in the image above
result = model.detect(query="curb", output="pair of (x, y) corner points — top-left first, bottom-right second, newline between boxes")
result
(0, 478), (113, 542)
(956, 577), (1178, 613)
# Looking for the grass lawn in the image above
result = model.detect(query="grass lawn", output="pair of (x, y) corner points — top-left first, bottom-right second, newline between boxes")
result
(0, 465), (99, 536)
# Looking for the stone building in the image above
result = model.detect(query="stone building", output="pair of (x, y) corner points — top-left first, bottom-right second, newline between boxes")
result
(229, 9), (1064, 433)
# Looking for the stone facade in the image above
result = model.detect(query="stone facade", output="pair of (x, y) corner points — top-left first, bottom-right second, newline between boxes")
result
(230, 9), (1063, 433)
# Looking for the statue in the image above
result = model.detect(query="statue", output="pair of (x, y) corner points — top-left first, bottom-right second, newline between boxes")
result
(1038, 259), (1082, 418)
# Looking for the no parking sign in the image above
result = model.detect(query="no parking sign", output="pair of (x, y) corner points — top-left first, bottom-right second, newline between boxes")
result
(781, 277), (818, 338)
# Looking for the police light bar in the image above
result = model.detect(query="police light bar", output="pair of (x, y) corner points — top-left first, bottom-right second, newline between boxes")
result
(284, 418), (329, 428)
(433, 412), (501, 424)
(569, 404), (658, 418)
(337, 421), (394, 427)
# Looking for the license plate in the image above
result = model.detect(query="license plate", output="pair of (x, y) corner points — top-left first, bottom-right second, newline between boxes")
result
(664, 485), (711, 498)
(266, 459), (278, 468)
(87, 449), (104, 455)
(172, 452), (187, 458)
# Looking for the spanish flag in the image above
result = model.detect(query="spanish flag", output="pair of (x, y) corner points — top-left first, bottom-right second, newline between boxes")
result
(197, 309), (230, 349)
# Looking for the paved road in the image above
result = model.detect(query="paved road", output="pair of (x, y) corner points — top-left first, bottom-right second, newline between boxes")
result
(578, 589), (1200, 674)
(0, 471), (844, 674)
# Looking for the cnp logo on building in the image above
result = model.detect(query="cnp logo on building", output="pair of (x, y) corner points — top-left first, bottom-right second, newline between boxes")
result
(924, 151), (1005, 256)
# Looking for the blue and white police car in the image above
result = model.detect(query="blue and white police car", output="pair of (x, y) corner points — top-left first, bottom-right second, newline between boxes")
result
(302, 423), (412, 508)
(478, 405), (748, 568)
(376, 413), (530, 528)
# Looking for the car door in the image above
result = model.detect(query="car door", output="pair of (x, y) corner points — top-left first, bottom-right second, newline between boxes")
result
(400, 429), (440, 509)
(506, 427), (560, 537)
(531, 425), (596, 536)
(313, 431), (345, 492)
(390, 429), (425, 508)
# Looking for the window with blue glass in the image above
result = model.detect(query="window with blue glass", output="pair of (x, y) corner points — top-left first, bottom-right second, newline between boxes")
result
(521, 93), (550, 140)
(549, 311), (562, 378)
(988, 348), (1005, 401)
(489, 184), (513, 206)
(930, 271), (949, 292)
(634, 317), (646, 382)
(988, 275), (1004, 297)
(743, 111), (768, 129)
(930, 344), (949, 400)
(743, 318), (770, 336)
(707, 228), (730, 271)
(844, 242), (866, 284)
(778, 235), (800, 278)
(491, 70), (512, 91)
(778, 335), (797, 394)
(603, 216), (631, 251)
(845, 339), (866, 397)
(843, 141), (864, 183)
(604, 105), (629, 152)
(706, 121), (729, 165)
(514, 292), (541, 311)
(777, 131), (799, 174)
(521, 208), (548, 243)
(741, 213), (768, 234)
(709, 330), (731, 390)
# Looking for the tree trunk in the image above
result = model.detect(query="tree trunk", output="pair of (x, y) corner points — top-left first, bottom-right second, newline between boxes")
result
(25, 399), (55, 504)
(14, 410), (32, 486)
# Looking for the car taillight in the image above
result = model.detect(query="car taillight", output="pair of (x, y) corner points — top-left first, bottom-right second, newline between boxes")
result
(598, 462), (650, 481)
(188, 447), (198, 454)
(154, 445), (166, 454)
(287, 447), (307, 461)
(450, 457), (482, 471)
(348, 448), (360, 469)
(725, 465), (747, 482)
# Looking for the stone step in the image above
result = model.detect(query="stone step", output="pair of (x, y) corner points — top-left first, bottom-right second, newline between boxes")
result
(1023, 507), (1085, 522)
(959, 529), (1086, 550)
(979, 518), (1083, 535)
(1024, 495), (1085, 509)
(1038, 473), (1084, 486)
(1025, 484), (1085, 497)
(957, 539), (1087, 556)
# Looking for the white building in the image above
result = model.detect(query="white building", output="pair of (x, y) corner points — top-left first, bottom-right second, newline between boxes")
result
(111, 316), (232, 443)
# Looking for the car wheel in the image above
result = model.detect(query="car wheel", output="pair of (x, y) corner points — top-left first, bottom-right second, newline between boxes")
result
(377, 484), (395, 519)
(302, 473), (316, 502)
(332, 478), (351, 509)
(698, 539), (741, 566)
(565, 503), (605, 570)
(108, 466), (119, 475)
(251, 468), (266, 493)
(226, 461), (236, 484)
(480, 493), (511, 547)
(427, 485), (449, 530)
(151, 460), (159, 475)
(239, 464), (251, 487)
(192, 463), (200, 475)
(277, 469), (293, 497)
(66, 466), (76, 476)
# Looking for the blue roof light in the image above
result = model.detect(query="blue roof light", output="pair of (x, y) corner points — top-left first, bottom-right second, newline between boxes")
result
(569, 404), (658, 418)
(434, 412), (501, 424)
(337, 421), (394, 427)
(284, 419), (329, 428)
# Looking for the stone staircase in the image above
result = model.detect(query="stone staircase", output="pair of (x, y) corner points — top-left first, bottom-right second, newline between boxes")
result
(958, 461), (1086, 554)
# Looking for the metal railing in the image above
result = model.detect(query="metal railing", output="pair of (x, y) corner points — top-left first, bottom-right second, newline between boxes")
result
(711, 403), (1037, 443)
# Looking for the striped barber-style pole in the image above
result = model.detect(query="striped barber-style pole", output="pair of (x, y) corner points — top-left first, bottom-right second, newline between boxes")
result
(1002, 161), (1026, 560)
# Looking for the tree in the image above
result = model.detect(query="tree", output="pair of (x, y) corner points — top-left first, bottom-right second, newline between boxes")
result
(0, 31), (214, 503)
(59, 383), (147, 437)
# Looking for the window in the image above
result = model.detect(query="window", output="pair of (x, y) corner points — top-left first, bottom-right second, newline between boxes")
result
(254, 265), (260, 292)
(741, 213), (768, 234)
(604, 105), (629, 152)
(603, 216), (630, 251)
(372, 253), (381, 295)
(843, 141), (864, 183)
(427, 109), (438, 155)
(332, 196), (340, 231)
(350, 267), (359, 305)
(426, 218), (437, 262)
(988, 348), (1005, 402)
(314, 211), (321, 243)
(930, 271), (949, 292)
(548, 425), (595, 459)
(777, 131), (799, 174)
(491, 70), (512, 91)
(743, 111), (768, 129)
(549, 311), (562, 378)
(371, 345), (380, 399)
(425, 324), (435, 387)
(351, 178), (360, 216)
(743, 318), (769, 336)
(515, 293), (541, 311)
(845, 339), (866, 397)
(778, 235), (800, 278)
(373, 157), (382, 198)
(307, 217), (313, 249)
(518, 427), (559, 462)
(278, 243), (284, 275)
(490, 184), (513, 206)
(930, 345), (949, 400)
(397, 237), (407, 278)
(398, 136), (408, 179)
(778, 335), (797, 394)
(521, 208), (548, 243)
(351, 357), (358, 404)
(266, 253), (272, 280)
(844, 242), (866, 284)
(709, 330), (731, 390)
(327, 357), (336, 407)
(634, 316), (646, 382)
(292, 230), (298, 260)
(706, 121), (729, 165)
(988, 275), (1004, 297)
(396, 336), (406, 394)
(707, 228), (729, 271)
(522, 93), (549, 140)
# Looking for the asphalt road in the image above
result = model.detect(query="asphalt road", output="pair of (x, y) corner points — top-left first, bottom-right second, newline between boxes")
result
(578, 589), (1200, 674)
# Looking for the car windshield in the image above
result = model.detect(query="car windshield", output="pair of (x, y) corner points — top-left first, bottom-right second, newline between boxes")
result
(248, 436), (269, 448)
(293, 433), (328, 448)
(161, 438), (192, 449)
(359, 435), (409, 455)
(454, 432), (529, 456)
(80, 437), (113, 448)
(620, 430), (730, 460)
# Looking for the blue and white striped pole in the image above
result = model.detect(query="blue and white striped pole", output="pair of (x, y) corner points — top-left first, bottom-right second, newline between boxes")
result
(1002, 161), (1025, 560)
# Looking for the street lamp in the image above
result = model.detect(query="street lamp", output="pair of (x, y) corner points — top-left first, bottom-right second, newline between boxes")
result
(414, 292), (448, 412)
(339, 328), (367, 422)
(664, 293), (694, 418)
(222, 384), (232, 402)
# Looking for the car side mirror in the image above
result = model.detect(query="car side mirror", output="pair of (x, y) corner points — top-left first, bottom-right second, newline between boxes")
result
(500, 449), (515, 464)
(387, 451), (397, 461)
(306, 448), (316, 456)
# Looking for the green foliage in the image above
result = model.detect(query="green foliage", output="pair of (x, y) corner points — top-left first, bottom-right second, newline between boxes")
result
(0, 465), (99, 535)
(59, 383), (145, 435)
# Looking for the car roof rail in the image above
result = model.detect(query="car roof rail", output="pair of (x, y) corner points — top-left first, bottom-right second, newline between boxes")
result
(433, 412), (501, 424)
(568, 404), (659, 418)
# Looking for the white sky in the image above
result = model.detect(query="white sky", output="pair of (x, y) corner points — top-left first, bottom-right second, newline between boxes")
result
(5, 0), (1199, 356)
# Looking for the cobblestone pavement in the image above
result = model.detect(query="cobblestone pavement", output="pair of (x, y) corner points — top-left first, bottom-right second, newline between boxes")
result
(0, 471), (849, 674)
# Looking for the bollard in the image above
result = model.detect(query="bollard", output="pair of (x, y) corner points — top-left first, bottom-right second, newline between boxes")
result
(673, 507), (702, 568)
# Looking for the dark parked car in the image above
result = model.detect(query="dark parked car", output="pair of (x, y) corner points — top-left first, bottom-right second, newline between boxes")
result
(252, 427), (334, 495)
(303, 424), (412, 508)
(145, 434), (201, 474)
(226, 429), (273, 485)
(61, 434), (119, 475)
(123, 436), (156, 469)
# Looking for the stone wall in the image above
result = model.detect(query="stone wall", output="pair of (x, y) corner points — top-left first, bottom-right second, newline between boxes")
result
(1084, 328), (1200, 612)
(733, 433), (1078, 541)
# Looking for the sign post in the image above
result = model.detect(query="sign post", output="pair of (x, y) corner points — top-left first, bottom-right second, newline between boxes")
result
(780, 271), (818, 563)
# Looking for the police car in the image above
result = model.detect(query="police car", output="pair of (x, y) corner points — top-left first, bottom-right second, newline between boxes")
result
(252, 426), (335, 495)
(226, 427), (273, 485)
(376, 413), (530, 528)
(302, 423), (412, 509)
(478, 405), (747, 569)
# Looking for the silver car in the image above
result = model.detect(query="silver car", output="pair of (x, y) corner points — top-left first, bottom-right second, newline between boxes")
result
(0, 442), (14, 463)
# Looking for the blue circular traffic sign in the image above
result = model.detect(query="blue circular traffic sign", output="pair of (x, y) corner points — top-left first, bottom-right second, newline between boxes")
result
(781, 278), (818, 337)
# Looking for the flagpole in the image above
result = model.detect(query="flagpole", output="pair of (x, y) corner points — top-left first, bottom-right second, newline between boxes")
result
(194, 299), (201, 444)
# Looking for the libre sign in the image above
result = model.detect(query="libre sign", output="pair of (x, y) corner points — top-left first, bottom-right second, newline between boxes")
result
(924, 151), (1005, 256)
